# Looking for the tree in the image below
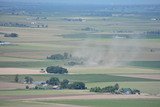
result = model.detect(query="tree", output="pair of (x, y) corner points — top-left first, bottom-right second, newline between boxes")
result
(101, 86), (116, 93)
(47, 77), (60, 86)
(35, 86), (38, 89)
(114, 83), (119, 90)
(26, 85), (29, 89)
(60, 79), (69, 89)
(15, 74), (19, 83)
(47, 53), (72, 60)
(47, 54), (64, 60)
(4, 33), (18, 37)
(25, 76), (33, 84)
(46, 66), (68, 74)
(68, 82), (86, 90)
(132, 89), (140, 95)
(29, 77), (33, 84)
(90, 87), (102, 92)
(63, 52), (69, 59)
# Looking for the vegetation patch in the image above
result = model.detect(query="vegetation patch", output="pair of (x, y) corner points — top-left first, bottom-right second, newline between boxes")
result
(128, 61), (160, 69)
(0, 74), (159, 84)
(46, 66), (68, 74)
(90, 83), (140, 95)
(4, 33), (18, 37)
(43, 99), (160, 107)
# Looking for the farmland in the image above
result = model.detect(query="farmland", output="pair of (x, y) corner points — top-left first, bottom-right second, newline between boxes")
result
(40, 99), (160, 107)
(0, 1), (160, 107)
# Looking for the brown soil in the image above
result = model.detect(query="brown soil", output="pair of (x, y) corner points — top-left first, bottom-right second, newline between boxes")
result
(0, 82), (26, 90)
(0, 93), (159, 101)
(0, 68), (44, 75)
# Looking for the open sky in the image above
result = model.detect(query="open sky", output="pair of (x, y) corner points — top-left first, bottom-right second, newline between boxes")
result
(1, 0), (160, 5)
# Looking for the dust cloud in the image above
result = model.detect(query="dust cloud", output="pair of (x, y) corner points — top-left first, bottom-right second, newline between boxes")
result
(73, 38), (143, 67)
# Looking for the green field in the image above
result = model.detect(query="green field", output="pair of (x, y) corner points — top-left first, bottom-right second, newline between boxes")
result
(129, 61), (160, 69)
(0, 89), (89, 96)
(0, 74), (160, 95)
(0, 99), (160, 107)
(0, 74), (159, 83)
(39, 99), (160, 107)
(0, 100), (55, 107)
(0, 2), (160, 107)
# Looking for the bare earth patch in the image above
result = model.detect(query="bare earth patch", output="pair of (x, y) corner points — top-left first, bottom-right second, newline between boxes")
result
(0, 93), (159, 101)
(0, 68), (44, 75)
(0, 82), (26, 90)
(29, 94), (160, 101)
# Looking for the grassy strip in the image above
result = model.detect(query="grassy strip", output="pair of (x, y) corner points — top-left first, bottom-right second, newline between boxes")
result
(40, 99), (160, 107)
(0, 61), (65, 68)
(128, 61), (160, 69)
(0, 74), (159, 83)
(0, 89), (88, 96)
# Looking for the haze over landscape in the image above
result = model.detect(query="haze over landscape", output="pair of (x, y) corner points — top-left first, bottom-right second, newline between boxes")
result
(0, 0), (160, 107)
(1, 0), (160, 5)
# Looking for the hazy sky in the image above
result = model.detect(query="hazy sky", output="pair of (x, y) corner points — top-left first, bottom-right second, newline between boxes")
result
(1, 0), (160, 5)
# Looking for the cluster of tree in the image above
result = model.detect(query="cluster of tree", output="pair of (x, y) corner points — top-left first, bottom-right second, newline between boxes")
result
(35, 85), (53, 90)
(145, 30), (160, 35)
(15, 75), (33, 84)
(119, 88), (140, 95)
(143, 30), (160, 39)
(24, 76), (33, 84)
(81, 27), (98, 32)
(36, 24), (48, 28)
(47, 52), (72, 60)
(46, 77), (60, 86)
(35, 17), (47, 20)
(4, 33), (18, 37)
(68, 61), (83, 66)
(85, 12), (112, 17)
(90, 84), (140, 95)
(90, 84), (119, 93)
(0, 22), (48, 28)
(0, 22), (30, 27)
(67, 82), (86, 90)
(46, 66), (68, 74)
(63, 18), (85, 22)
(46, 77), (86, 90)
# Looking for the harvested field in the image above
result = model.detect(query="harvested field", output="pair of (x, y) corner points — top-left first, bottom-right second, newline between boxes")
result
(0, 68), (44, 75)
(0, 93), (159, 101)
(0, 82), (26, 90)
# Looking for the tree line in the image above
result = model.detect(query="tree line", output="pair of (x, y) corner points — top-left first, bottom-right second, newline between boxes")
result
(90, 83), (140, 95)
(46, 77), (86, 90)
(47, 52), (72, 60)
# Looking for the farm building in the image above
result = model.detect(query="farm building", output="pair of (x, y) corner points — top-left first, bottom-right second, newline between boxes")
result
(0, 41), (11, 45)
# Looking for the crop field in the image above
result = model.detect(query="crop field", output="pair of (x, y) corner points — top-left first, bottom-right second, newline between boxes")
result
(0, 89), (89, 96)
(40, 99), (160, 107)
(0, 1), (160, 107)
(0, 74), (160, 95)
(0, 74), (159, 83)
(0, 100), (57, 107)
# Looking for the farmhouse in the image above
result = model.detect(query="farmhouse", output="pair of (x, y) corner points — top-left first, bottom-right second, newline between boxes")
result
(120, 88), (133, 95)
(0, 41), (11, 45)
(53, 85), (60, 90)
